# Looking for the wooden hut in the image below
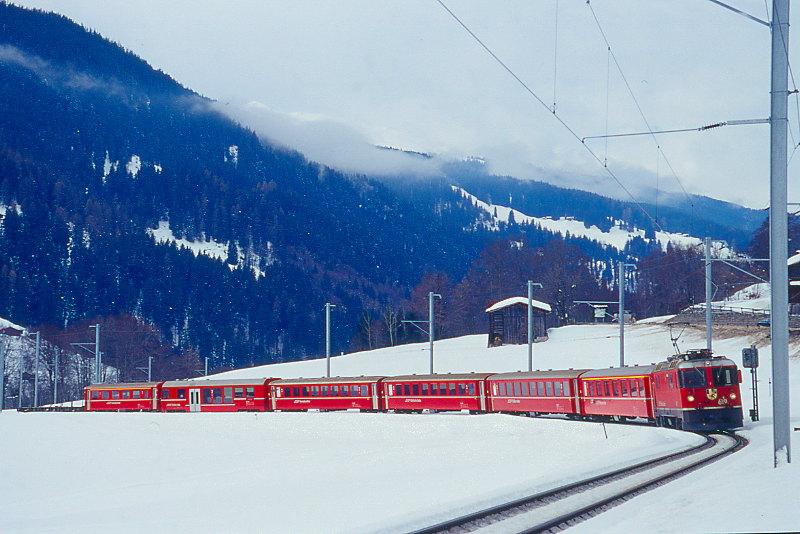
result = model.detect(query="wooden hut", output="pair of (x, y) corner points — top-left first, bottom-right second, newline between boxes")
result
(486, 297), (551, 348)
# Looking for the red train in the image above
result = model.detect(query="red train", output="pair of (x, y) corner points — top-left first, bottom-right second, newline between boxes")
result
(83, 349), (743, 432)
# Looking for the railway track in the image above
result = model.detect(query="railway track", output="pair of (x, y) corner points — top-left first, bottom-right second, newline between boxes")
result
(411, 431), (747, 534)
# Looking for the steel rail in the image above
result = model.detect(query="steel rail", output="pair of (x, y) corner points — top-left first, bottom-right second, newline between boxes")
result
(411, 432), (746, 534)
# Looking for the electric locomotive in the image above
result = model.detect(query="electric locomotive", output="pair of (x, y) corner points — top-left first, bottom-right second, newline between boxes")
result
(651, 349), (743, 431)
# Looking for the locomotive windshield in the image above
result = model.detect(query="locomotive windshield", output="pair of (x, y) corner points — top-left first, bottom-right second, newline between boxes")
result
(712, 367), (737, 387)
(679, 368), (707, 388)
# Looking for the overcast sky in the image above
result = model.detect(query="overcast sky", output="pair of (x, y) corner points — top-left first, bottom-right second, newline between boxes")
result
(12, 0), (799, 208)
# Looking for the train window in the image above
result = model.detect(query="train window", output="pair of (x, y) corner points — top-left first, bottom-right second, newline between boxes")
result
(351, 385), (359, 396)
(621, 381), (628, 397)
(112, 391), (120, 399)
(321, 386), (329, 397)
(422, 383), (429, 395)
(246, 387), (254, 398)
(144, 390), (150, 399)
(545, 382), (553, 397)
(162, 390), (170, 399)
(91, 391), (99, 399)
(360, 385), (368, 396)
(102, 391), (109, 400)
(203, 389), (213, 403)
(563, 381), (570, 396)
(537, 382), (545, 396)
(400, 384), (408, 396)
(215, 389), (224, 404)
(302, 387), (309, 397)
(554, 382), (563, 396)
(679, 368), (707, 388)
(520, 382), (528, 396)
(311, 386), (318, 397)
(292, 387), (300, 397)
(121, 391), (130, 399)
(457, 384), (465, 396)
(224, 388), (233, 403)
(613, 381), (620, 397)
(428, 383), (436, 395)
(629, 380), (638, 397)
(639, 380), (646, 396)
(133, 390), (141, 399)
(666, 374), (674, 389)
(447, 383), (454, 395)
(468, 383), (476, 396)
(712, 367), (737, 387)
(412, 384), (420, 396)
(178, 389), (186, 399)
(439, 383), (447, 395)
(513, 383), (520, 396)
(588, 382), (596, 397)
(498, 383), (506, 396)
(235, 388), (244, 398)
(329, 385), (337, 396)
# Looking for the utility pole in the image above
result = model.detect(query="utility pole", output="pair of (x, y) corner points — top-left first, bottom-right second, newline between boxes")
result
(0, 335), (5, 411)
(527, 281), (544, 371)
(770, 0), (791, 466)
(204, 357), (209, 376)
(618, 261), (635, 367)
(17, 345), (24, 409)
(90, 324), (101, 384)
(33, 331), (40, 408)
(53, 349), (59, 405)
(705, 237), (713, 351)
(325, 302), (336, 378)
(429, 292), (442, 374)
(147, 355), (153, 382)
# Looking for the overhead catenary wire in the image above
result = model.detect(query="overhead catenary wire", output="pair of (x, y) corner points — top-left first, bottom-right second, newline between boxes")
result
(581, 118), (770, 142)
(434, 0), (664, 233)
(585, 1), (695, 232)
(552, 0), (559, 113)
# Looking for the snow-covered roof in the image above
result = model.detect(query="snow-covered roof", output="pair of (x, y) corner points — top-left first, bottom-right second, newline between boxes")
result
(789, 251), (800, 266)
(0, 316), (25, 333)
(485, 297), (552, 314)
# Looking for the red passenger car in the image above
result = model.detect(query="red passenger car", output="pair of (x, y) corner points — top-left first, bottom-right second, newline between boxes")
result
(84, 382), (162, 411)
(651, 349), (743, 431)
(487, 370), (586, 415)
(579, 365), (655, 421)
(270, 376), (385, 411)
(160, 378), (275, 412)
(383, 373), (492, 412)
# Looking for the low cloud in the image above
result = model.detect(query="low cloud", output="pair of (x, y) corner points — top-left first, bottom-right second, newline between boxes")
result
(0, 44), (126, 97)
(212, 100), (443, 177)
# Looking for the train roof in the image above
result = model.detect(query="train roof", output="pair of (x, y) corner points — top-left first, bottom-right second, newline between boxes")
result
(655, 356), (737, 372)
(488, 369), (589, 380)
(385, 373), (494, 382)
(85, 382), (161, 390)
(580, 365), (656, 379)
(163, 378), (273, 387)
(271, 376), (386, 385)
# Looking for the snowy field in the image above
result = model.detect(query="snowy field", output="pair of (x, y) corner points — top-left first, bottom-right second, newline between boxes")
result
(2, 322), (799, 532)
(0, 411), (699, 534)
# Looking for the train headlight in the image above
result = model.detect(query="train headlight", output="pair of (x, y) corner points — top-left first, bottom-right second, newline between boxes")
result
(687, 395), (695, 402)
(730, 393), (737, 400)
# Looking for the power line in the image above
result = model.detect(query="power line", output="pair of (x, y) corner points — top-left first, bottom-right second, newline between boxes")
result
(585, 1), (695, 229)
(434, 0), (664, 232)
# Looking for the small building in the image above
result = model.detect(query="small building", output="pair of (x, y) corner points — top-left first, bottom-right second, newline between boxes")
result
(486, 297), (551, 348)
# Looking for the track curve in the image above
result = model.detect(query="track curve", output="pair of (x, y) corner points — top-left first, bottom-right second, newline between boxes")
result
(411, 432), (747, 534)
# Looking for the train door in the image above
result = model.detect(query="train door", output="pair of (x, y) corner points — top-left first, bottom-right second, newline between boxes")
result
(478, 381), (486, 411)
(371, 383), (379, 410)
(189, 388), (201, 412)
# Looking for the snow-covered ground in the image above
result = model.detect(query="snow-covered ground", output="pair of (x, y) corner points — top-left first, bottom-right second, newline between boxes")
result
(2, 323), (798, 532)
(452, 186), (719, 253)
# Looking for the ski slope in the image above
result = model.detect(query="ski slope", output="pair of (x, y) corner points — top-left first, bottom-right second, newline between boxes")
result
(2, 323), (798, 533)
